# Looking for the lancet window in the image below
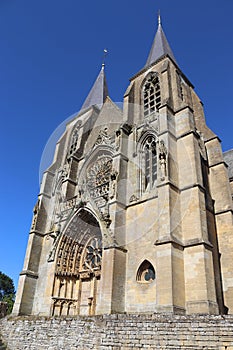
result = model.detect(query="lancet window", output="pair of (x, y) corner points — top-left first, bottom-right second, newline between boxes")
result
(176, 72), (184, 100)
(141, 135), (157, 192)
(143, 73), (161, 118)
(68, 121), (81, 157)
(69, 127), (79, 156)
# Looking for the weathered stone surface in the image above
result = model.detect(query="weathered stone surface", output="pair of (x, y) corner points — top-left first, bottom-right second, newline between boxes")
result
(1, 314), (233, 349)
(0, 303), (7, 319)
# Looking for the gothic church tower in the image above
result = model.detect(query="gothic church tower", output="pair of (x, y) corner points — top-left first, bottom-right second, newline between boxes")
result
(13, 16), (233, 316)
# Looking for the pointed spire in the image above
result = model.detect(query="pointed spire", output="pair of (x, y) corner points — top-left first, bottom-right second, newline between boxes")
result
(81, 52), (109, 110)
(145, 13), (177, 68)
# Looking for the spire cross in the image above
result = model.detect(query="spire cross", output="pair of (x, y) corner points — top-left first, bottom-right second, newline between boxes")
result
(158, 10), (161, 26)
(102, 49), (108, 68)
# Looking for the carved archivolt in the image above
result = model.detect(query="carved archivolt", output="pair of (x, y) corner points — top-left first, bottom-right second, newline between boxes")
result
(51, 209), (102, 316)
(55, 211), (98, 274)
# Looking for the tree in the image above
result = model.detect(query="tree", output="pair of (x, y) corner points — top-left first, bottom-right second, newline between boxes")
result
(0, 271), (15, 313)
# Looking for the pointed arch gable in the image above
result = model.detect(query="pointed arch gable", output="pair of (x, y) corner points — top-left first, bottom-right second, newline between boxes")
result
(51, 208), (103, 316)
(54, 207), (102, 275)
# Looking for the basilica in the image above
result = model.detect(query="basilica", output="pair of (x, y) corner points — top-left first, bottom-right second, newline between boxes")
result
(13, 16), (233, 317)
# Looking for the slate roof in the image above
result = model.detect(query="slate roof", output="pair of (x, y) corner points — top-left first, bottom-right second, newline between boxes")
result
(81, 65), (109, 110)
(145, 16), (177, 68)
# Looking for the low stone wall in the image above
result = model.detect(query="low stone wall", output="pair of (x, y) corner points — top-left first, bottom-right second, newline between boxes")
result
(0, 302), (7, 319)
(0, 314), (233, 349)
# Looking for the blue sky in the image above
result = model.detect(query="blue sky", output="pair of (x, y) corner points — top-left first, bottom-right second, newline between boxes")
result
(0, 0), (232, 289)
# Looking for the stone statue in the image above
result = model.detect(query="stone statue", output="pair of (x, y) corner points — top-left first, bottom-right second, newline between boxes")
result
(109, 170), (118, 200)
(159, 140), (167, 181)
(115, 129), (121, 151)
(30, 199), (40, 231)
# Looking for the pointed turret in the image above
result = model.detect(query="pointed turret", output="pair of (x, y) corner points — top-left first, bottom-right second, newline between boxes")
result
(145, 14), (177, 68)
(81, 63), (109, 110)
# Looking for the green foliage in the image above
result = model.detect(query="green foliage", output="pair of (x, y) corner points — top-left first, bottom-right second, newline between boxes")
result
(0, 271), (15, 314)
(2, 294), (15, 314)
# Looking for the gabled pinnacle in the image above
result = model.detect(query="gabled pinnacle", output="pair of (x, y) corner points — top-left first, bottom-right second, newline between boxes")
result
(81, 64), (109, 111)
(145, 14), (177, 68)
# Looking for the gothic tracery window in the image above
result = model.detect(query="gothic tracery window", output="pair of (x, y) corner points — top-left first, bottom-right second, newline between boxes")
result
(143, 73), (161, 118)
(69, 127), (79, 156)
(68, 121), (81, 157)
(86, 156), (113, 199)
(143, 136), (157, 191)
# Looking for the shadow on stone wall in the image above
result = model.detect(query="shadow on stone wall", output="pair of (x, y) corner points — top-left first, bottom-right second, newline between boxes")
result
(0, 303), (8, 319)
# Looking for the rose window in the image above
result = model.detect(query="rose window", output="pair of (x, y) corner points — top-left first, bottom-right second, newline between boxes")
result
(83, 238), (102, 271)
(86, 157), (113, 199)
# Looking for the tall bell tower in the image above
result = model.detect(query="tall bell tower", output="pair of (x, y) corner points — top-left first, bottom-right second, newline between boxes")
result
(121, 14), (232, 314)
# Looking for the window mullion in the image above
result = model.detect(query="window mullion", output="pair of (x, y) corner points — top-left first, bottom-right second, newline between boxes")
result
(149, 148), (153, 190)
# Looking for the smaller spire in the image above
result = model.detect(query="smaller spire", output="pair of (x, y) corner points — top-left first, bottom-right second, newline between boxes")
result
(145, 13), (177, 68)
(81, 50), (109, 111)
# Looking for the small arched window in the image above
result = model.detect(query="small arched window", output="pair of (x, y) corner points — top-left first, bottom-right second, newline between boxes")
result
(143, 73), (161, 118)
(137, 260), (156, 283)
(142, 136), (157, 191)
(68, 121), (82, 157)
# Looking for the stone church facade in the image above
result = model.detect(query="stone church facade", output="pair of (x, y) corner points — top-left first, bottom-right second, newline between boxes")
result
(13, 16), (233, 317)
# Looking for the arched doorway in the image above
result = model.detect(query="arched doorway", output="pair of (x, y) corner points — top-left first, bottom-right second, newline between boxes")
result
(51, 209), (102, 316)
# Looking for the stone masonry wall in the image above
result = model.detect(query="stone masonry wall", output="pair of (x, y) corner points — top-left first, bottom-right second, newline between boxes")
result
(0, 314), (233, 350)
